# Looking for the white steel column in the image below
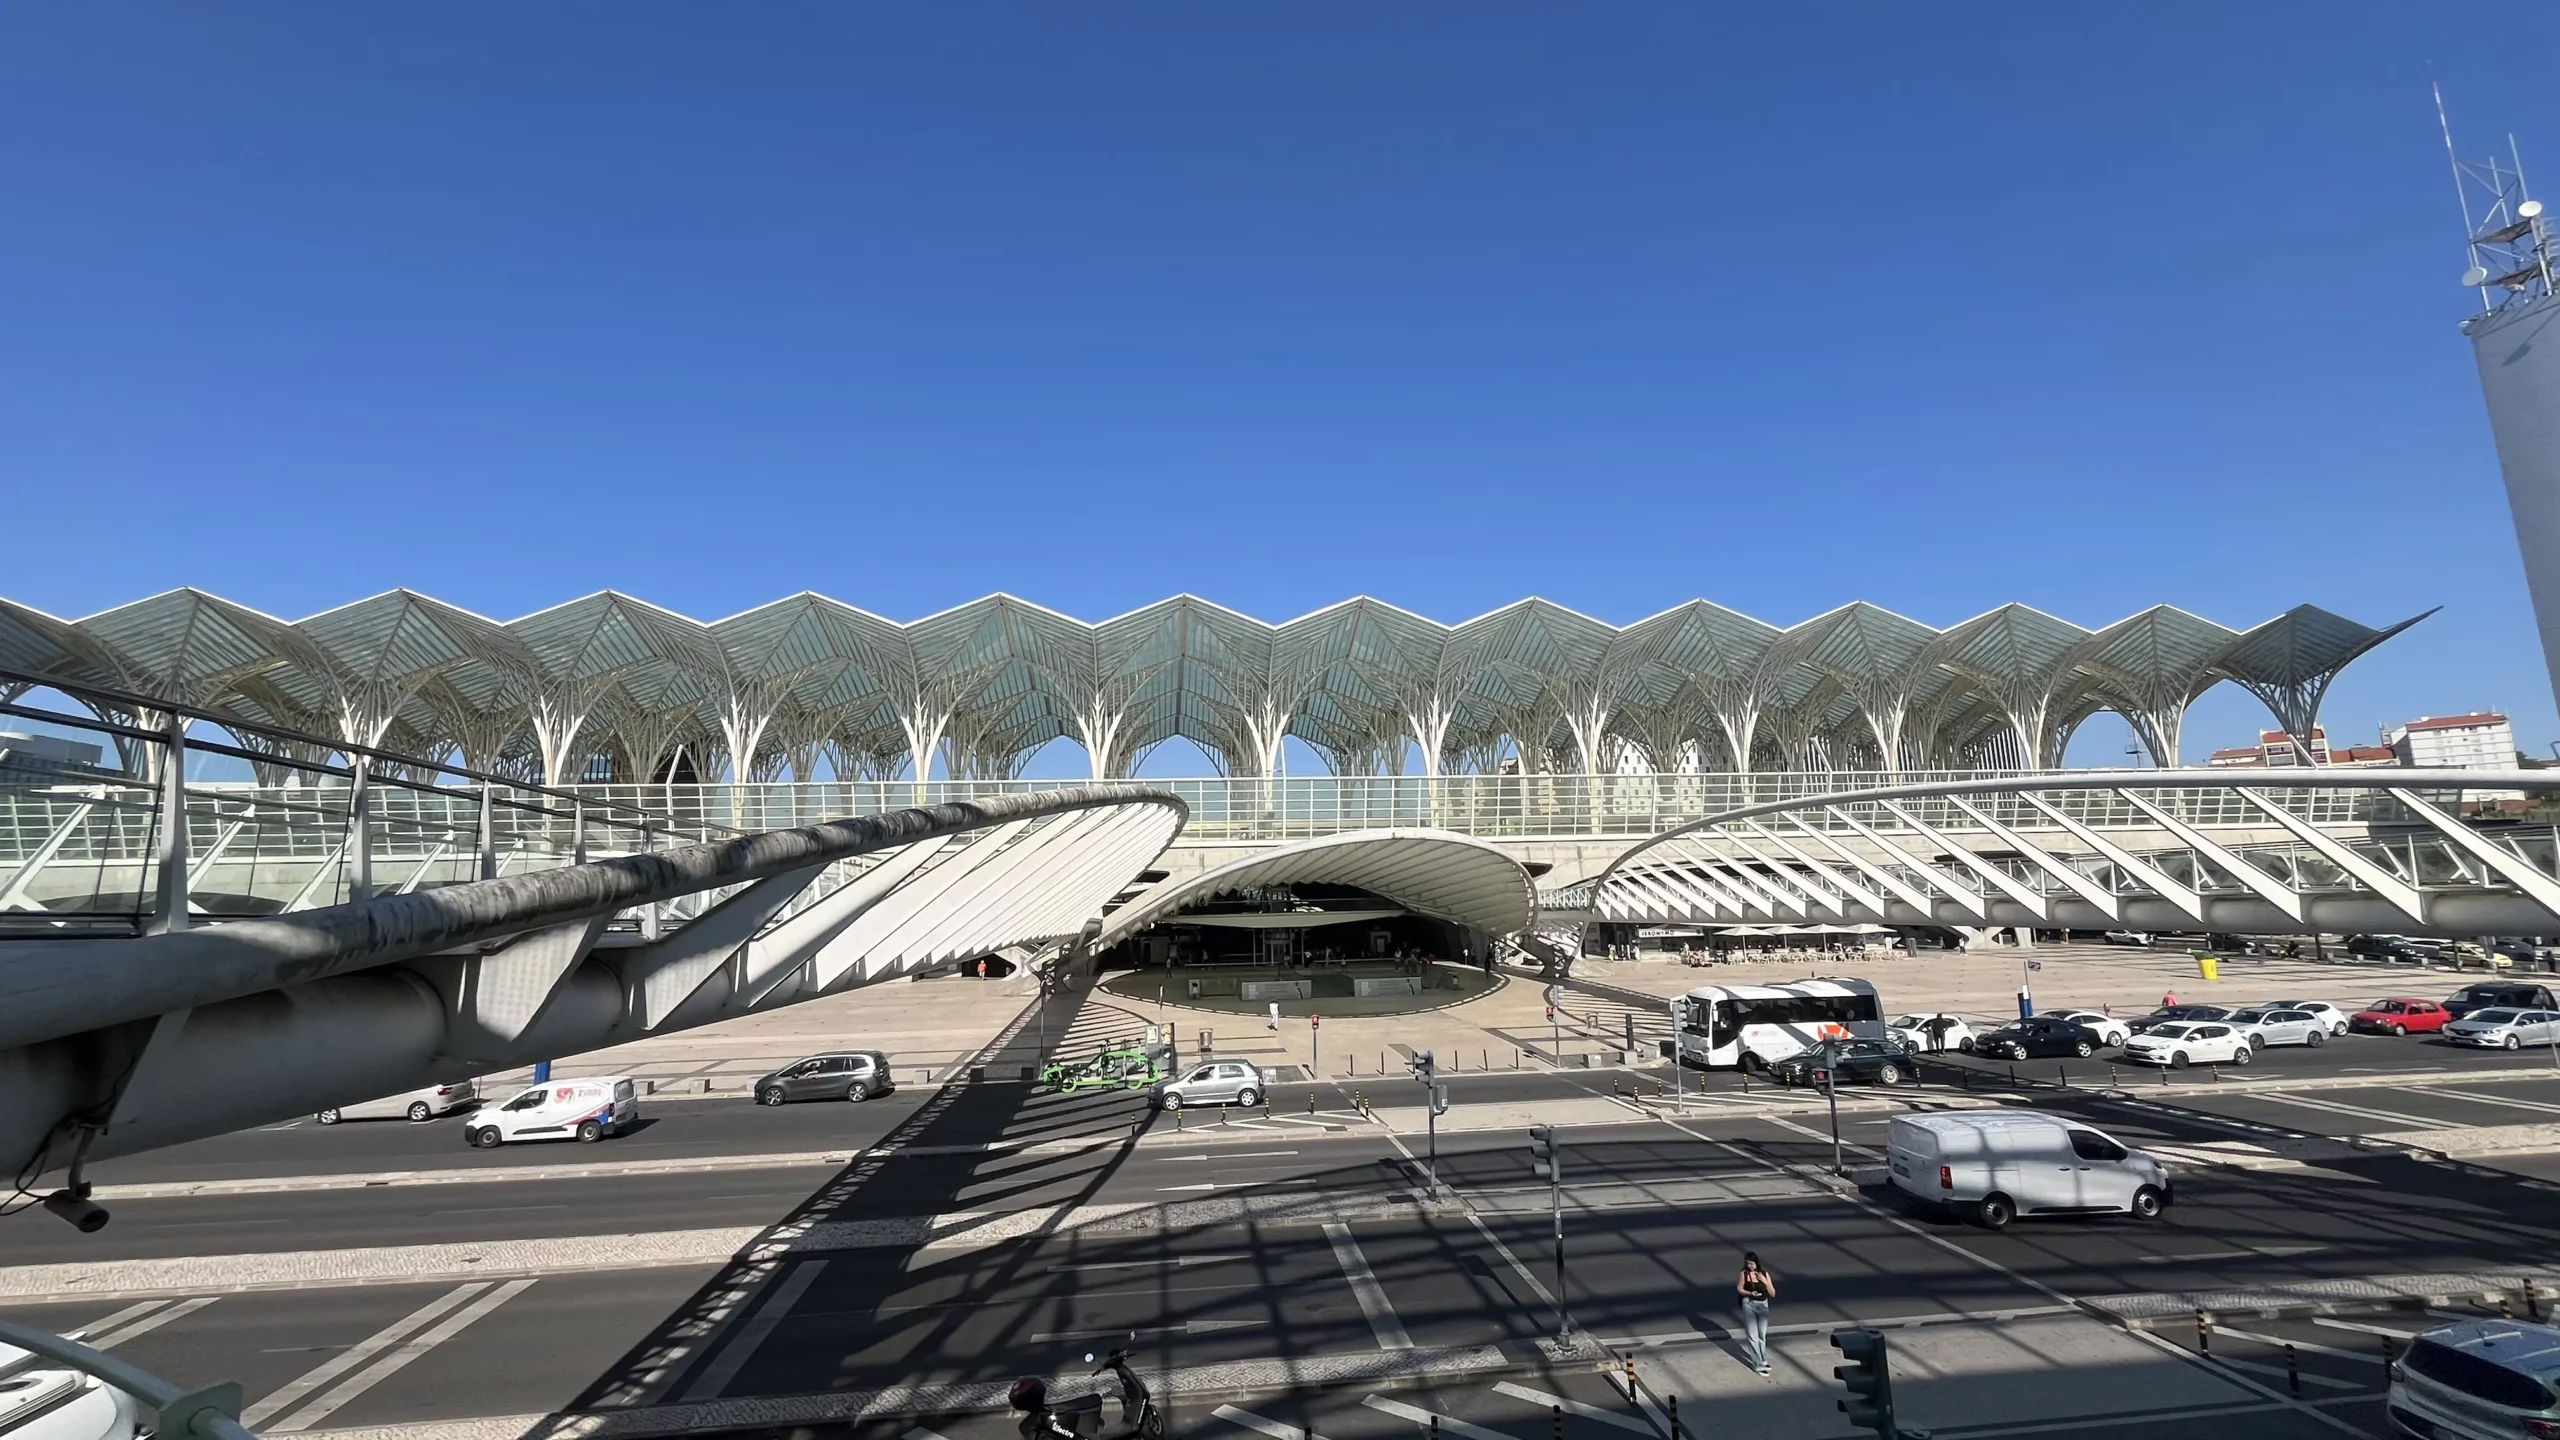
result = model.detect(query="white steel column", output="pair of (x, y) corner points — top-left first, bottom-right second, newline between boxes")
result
(148, 712), (189, 935)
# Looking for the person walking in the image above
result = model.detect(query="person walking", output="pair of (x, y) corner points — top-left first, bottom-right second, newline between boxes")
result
(1736, 1252), (1776, 1375)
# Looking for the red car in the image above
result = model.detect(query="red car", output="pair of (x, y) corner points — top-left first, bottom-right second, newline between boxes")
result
(2348, 998), (2451, 1036)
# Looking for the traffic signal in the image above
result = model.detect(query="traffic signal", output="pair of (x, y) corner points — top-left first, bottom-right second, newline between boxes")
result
(1410, 1049), (1437, 1084)
(1831, 1327), (1900, 1438)
(1429, 1083), (1448, 1116)
(1528, 1124), (1559, 1182)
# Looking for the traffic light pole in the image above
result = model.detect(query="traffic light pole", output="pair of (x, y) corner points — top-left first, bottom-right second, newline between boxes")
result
(1529, 1124), (1568, 1341)
(1824, 1036), (1842, 1176)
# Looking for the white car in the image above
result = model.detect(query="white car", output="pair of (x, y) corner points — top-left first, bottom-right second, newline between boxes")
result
(2047, 1011), (2130, 1047)
(2264, 999), (2351, 1036)
(2442, 1007), (2560, 1050)
(317, 1081), (477, 1125)
(2120, 1021), (2253, 1068)
(463, 1076), (638, 1148)
(2224, 1007), (2327, 1049)
(1887, 1013), (1978, 1053)
(2102, 930), (2154, 947)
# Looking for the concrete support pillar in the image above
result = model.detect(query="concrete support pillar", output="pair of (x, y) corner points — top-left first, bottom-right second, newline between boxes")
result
(147, 711), (189, 936)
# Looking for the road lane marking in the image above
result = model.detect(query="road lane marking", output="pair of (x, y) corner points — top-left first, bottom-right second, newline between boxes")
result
(1324, 1223), (1412, 1350)
(86, 1296), (215, 1348)
(2209, 1357), (2361, 1391)
(1029, 1319), (1260, 1340)
(265, 1278), (535, 1432)
(2313, 1316), (2420, 1339)
(681, 1259), (827, 1402)
(1215, 1403), (1332, 1440)
(2138, 1246), (2327, 1264)
(1162, 1151), (1299, 1161)
(72, 1300), (171, 1345)
(242, 1283), (490, 1428)
(2430, 1086), (2560, 1116)
(1363, 1394), (1513, 1440)
(2247, 1093), (2463, 1130)
(1051, 1255), (1247, 1273)
(904, 1429), (960, 1440)
(1492, 1382), (1655, 1433)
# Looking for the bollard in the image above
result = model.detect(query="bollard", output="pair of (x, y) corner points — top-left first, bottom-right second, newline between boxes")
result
(1431, 1415), (1439, 1440)
(1624, 1356), (1638, 1403)
(2111, 1064), (2119, 1089)
(2285, 1342), (2300, 1395)
(1308, 1092), (1318, 1115)
(2382, 1335), (2397, 1370)
(2196, 1311), (2212, 1355)
(1551, 1405), (1562, 1440)
(2009, 1064), (2018, 1088)
(2501, 1292), (2516, 1320)
(2160, 1064), (2168, 1087)
(2529, 1282), (2544, 1322)
(1667, 1395), (1680, 1440)
(2059, 1064), (2068, 1089)
(1962, 1066), (1972, 1090)
(1176, 1104), (1185, 1131)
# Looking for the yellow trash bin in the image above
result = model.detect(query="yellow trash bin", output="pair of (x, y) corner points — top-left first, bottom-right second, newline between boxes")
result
(2194, 952), (2220, 982)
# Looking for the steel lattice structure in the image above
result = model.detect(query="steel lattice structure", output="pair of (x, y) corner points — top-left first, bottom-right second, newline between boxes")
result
(0, 589), (2428, 785)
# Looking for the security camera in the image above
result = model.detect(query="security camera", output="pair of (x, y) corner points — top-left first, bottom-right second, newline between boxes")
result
(42, 1189), (109, 1233)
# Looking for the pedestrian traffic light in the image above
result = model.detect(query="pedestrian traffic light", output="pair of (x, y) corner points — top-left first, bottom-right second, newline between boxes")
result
(1409, 1049), (1436, 1084)
(1831, 1327), (1900, 1438)
(1528, 1124), (1559, 1182)
(1429, 1083), (1448, 1116)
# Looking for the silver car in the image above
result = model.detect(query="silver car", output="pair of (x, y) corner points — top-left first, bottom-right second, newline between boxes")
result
(2266, 999), (2351, 1036)
(2443, 1007), (2560, 1050)
(2226, 1007), (2327, 1049)
(1150, 1060), (1266, 1111)
(2389, 1318), (2560, 1438)
(317, 1081), (477, 1124)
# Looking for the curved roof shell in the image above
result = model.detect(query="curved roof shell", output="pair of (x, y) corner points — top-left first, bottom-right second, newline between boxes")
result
(1095, 829), (1538, 947)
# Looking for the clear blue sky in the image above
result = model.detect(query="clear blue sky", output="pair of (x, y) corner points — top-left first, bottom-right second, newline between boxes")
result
(4, 5), (2554, 772)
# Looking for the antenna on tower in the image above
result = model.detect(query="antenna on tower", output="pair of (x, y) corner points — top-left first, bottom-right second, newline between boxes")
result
(2436, 85), (2556, 315)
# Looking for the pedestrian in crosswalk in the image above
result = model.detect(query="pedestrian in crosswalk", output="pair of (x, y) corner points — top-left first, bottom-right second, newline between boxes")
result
(1736, 1252), (1776, 1375)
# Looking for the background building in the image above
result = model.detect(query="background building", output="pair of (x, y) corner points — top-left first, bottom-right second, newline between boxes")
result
(2388, 712), (2519, 769)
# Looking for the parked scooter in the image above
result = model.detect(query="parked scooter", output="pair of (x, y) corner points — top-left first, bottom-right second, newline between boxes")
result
(1014, 1349), (1161, 1440)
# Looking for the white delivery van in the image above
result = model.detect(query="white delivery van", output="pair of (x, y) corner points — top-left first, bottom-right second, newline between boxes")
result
(1886, 1110), (2169, 1230)
(463, 1076), (638, 1148)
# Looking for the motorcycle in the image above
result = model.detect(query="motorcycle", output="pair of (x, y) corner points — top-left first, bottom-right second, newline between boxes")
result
(1081, 1349), (1163, 1440)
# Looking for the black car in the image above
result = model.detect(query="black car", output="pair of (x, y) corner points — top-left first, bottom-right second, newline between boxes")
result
(2443, 981), (2560, 1020)
(1978, 1016), (2105, 1060)
(1771, 1037), (1918, 1088)
(753, 1050), (895, 1105)
(2130, 1004), (2230, 1035)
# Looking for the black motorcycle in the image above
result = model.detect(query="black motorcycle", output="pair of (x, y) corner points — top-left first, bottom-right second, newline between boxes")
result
(1018, 1349), (1163, 1440)
(1084, 1349), (1164, 1440)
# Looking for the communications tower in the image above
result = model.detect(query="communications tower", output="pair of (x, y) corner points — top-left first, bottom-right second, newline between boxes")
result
(2446, 90), (2560, 710)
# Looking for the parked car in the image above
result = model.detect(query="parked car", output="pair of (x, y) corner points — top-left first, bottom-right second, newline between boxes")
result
(2046, 1011), (2131, 1047)
(2102, 931), (2154, 947)
(2443, 980), (2560, 1020)
(463, 1076), (638, 1147)
(753, 1051), (894, 1106)
(1773, 1037), (1918, 1088)
(1978, 1017), (2105, 1060)
(2130, 1004), (2231, 1035)
(1887, 1013), (1977, 1053)
(316, 1081), (476, 1125)
(2263, 999), (2352, 1036)
(2121, 1021), (2253, 1068)
(2441, 1007), (2560, 1050)
(1149, 1059), (1265, 1110)
(2387, 1317), (2560, 1440)
(2349, 934), (2422, 963)
(2224, 1007), (2328, 1049)
(1885, 1110), (2170, 1230)
(2350, 998), (2453, 1036)
(2440, 940), (2513, 972)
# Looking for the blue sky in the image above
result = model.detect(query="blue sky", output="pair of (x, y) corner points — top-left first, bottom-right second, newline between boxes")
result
(3, 5), (2554, 775)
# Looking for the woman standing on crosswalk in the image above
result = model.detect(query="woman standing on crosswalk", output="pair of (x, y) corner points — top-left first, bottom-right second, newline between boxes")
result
(1736, 1252), (1777, 1375)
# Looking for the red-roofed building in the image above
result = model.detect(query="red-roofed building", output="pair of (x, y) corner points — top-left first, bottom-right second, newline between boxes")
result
(2388, 712), (2516, 771)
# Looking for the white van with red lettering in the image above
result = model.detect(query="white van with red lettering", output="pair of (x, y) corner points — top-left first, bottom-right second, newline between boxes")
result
(463, 1076), (638, 1148)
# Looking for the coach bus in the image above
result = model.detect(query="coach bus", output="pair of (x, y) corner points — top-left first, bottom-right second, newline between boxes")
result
(1670, 978), (1885, 1071)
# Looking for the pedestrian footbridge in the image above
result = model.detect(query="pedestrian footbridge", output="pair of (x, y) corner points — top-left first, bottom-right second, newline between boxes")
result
(1571, 771), (2560, 940)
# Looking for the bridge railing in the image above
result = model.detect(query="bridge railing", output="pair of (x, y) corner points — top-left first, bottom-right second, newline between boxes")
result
(1, 669), (729, 936)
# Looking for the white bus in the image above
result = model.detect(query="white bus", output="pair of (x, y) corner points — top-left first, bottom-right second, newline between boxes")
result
(1671, 978), (1885, 1071)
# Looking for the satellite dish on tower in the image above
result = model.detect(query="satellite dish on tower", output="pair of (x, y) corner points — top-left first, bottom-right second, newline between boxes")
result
(2522, 199), (2545, 219)
(2464, 265), (2492, 287)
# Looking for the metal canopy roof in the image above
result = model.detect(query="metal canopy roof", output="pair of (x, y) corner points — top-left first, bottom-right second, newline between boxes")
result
(1094, 829), (1538, 946)
(0, 588), (2427, 783)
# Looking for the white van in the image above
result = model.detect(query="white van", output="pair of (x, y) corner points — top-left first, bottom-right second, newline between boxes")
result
(1886, 1110), (2170, 1230)
(463, 1076), (639, 1148)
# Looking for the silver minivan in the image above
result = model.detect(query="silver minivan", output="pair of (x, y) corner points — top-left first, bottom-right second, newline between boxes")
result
(2388, 1318), (2560, 1437)
(1150, 1060), (1265, 1111)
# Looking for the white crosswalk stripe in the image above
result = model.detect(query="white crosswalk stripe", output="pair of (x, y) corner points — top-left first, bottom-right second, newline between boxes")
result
(681, 1258), (828, 1401)
(263, 1278), (535, 1432)
(242, 1281), (521, 1431)
(1216, 1403), (1333, 1440)
(1323, 1222), (1411, 1350)
(1363, 1393), (1517, 1440)
(1491, 1382), (1657, 1434)
(86, 1296), (217, 1349)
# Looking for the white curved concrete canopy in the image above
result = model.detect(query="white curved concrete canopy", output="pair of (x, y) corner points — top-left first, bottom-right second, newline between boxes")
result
(1096, 827), (1536, 947)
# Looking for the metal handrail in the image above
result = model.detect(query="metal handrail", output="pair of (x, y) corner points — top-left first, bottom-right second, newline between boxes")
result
(0, 1317), (254, 1438)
